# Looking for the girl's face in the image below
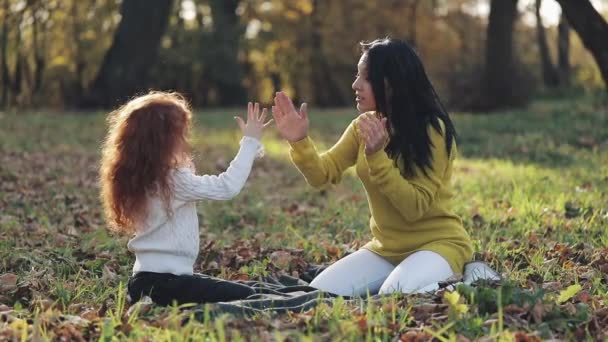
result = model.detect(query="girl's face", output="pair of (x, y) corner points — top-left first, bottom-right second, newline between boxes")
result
(351, 54), (377, 113)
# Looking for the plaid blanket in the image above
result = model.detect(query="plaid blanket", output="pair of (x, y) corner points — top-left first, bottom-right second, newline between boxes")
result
(180, 261), (501, 319)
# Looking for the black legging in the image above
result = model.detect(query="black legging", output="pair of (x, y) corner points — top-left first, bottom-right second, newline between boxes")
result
(128, 272), (255, 306)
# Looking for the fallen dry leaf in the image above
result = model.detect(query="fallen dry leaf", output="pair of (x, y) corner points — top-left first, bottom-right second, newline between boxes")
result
(0, 273), (18, 293)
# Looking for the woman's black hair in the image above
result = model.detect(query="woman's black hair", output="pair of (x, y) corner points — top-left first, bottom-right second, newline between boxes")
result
(360, 37), (456, 177)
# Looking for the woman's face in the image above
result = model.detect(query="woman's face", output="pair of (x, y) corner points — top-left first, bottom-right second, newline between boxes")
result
(351, 54), (377, 113)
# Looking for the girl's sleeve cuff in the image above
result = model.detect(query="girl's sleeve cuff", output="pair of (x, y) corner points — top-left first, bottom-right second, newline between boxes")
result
(240, 136), (265, 159)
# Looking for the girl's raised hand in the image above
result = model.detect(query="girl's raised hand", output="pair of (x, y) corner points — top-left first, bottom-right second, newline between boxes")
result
(272, 91), (309, 143)
(235, 102), (274, 140)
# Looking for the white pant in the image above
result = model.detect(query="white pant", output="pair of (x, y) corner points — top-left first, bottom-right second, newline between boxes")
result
(309, 249), (454, 296)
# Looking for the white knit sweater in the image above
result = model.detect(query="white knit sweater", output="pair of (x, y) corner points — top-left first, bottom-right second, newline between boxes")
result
(127, 136), (262, 275)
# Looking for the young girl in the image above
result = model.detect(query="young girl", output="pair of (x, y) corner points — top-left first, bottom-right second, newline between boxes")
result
(100, 92), (272, 306)
(272, 38), (473, 296)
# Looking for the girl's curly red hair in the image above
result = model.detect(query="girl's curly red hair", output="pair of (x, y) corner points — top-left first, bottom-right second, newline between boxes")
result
(100, 91), (192, 234)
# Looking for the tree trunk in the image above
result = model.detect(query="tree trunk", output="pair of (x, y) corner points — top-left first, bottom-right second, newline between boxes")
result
(557, 12), (571, 87)
(535, 0), (559, 87)
(68, 0), (85, 104)
(84, 0), (174, 108)
(555, 0), (608, 90)
(205, 0), (246, 106)
(0, 0), (10, 106)
(408, 0), (422, 48)
(12, 15), (23, 100)
(481, 0), (520, 110)
(31, 4), (45, 94)
(310, 0), (344, 107)
(270, 72), (281, 95)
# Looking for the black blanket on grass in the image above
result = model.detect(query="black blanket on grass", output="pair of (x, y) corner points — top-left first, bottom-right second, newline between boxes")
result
(192, 265), (338, 319)
(185, 261), (501, 320)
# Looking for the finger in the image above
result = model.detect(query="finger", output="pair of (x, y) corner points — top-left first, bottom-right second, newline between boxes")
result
(370, 116), (382, 133)
(358, 122), (371, 142)
(373, 121), (384, 138)
(370, 118), (381, 134)
(380, 117), (388, 134)
(365, 126), (376, 144)
(368, 120), (381, 142)
(368, 114), (380, 125)
(363, 130), (373, 145)
(357, 120), (368, 136)
(253, 102), (260, 121)
(378, 121), (388, 137)
(247, 102), (252, 120)
(263, 118), (274, 128)
(358, 127), (368, 143)
(300, 103), (308, 120)
(358, 118), (372, 132)
(362, 114), (376, 127)
(271, 105), (283, 120)
(248, 102), (254, 121)
(375, 128), (386, 141)
(259, 108), (268, 122)
(234, 116), (245, 131)
(277, 92), (297, 115)
(362, 116), (374, 131)
(376, 125), (387, 143)
(275, 92), (289, 114)
(370, 116), (382, 131)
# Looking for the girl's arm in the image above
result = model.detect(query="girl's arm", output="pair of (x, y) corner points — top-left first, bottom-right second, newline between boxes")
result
(173, 136), (261, 201)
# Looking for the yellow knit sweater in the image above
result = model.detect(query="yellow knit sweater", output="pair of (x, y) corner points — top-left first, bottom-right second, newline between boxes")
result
(288, 114), (473, 274)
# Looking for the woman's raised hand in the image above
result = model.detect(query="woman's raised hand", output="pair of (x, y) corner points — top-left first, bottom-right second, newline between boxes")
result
(272, 91), (309, 143)
(358, 114), (388, 155)
(235, 102), (274, 140)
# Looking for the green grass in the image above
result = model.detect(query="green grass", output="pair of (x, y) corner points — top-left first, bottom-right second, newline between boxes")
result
(0, 95), (607, 340)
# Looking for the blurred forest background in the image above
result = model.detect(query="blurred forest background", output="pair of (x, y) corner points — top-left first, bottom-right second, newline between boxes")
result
(1, 2), (608, 339)
(0, 0), (606, 111)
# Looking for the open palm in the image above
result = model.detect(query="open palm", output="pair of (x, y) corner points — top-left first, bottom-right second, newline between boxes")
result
(272, 91), (309, 143)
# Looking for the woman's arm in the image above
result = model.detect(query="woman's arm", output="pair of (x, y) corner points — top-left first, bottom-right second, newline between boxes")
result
(273, 91), (359, 188)
(289, 121), (359, 188)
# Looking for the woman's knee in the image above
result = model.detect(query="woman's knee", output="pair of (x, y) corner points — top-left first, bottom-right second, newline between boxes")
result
(309, 249), (394, 296)
(309, 269), (365, 296)
(378, 250), (454, 295)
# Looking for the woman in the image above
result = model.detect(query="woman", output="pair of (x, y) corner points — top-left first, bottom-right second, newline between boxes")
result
(271, 38), (473, 296)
